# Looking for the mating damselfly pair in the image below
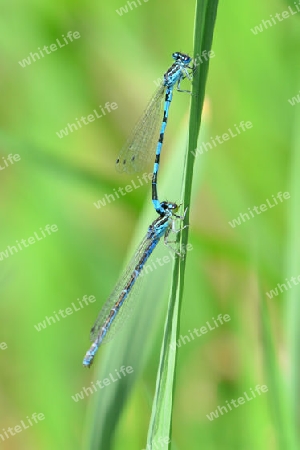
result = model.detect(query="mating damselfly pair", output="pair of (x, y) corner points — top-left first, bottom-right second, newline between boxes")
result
(83, 52), (194, 367)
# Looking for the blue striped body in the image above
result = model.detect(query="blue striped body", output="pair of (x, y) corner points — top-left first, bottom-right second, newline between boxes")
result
(115, 52), (193, 213)
(83, 202), (181, 367)
(152, 52), (193, 214)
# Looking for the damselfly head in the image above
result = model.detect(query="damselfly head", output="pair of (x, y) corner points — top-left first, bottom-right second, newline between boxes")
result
(172, 52), (192, 65)
(160, 201), (179, 215)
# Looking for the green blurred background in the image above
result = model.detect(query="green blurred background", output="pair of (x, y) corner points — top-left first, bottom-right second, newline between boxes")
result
(1, 0), (300, 449)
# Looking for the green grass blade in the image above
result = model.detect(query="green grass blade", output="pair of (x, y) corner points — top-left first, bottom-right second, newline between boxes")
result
(286, 89), (300, 447)
(146, 261), (182, 449)
(146, 1), (219, 449)
(260, 284), (298, 450)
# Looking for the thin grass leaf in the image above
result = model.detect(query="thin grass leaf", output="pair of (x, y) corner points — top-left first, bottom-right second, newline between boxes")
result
(285, 94), (300, 448)
(146, 1), (219, 449)
(259, 282), (298, 450)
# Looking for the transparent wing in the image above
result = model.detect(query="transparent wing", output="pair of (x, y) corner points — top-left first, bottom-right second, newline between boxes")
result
(89, 230), (160, 344)
(116, 84), (165, 173)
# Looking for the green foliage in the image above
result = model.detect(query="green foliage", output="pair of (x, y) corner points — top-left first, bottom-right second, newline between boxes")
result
(0, 0), (299, 449)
